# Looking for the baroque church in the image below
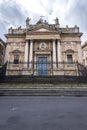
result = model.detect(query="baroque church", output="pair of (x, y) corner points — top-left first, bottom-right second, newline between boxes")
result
(4, 17), (83, 76)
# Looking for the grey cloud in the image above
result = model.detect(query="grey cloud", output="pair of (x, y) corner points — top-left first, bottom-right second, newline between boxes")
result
(75, 0), (87, 29)
(0, 0), (27, 41)
(0, 0), (44, 41)
(0, 0), (87, 42)
(66, 0), (87, 27)
(0, 1), (27, 25)
(64, 0), (87, 42)
(0, 21), (8, 40)
(40, 0), (53, 15)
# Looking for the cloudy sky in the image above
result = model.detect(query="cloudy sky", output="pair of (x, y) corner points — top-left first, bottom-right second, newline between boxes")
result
(0, 0), (87, 43)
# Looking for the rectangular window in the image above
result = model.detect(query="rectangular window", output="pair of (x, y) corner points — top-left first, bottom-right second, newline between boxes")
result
(67, 55), (73, 63)
(14, 55), (19, 64)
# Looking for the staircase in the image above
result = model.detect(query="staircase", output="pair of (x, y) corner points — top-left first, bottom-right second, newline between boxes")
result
(0, 75), (86, 84)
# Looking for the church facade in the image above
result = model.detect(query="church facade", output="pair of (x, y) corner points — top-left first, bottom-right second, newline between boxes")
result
(5, 17), (83, 76)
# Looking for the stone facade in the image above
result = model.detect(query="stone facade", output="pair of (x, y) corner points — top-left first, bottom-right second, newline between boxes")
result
(82, 41), (87, 67)
(5, 17), (83, 76)
(0, 38), (6, 66)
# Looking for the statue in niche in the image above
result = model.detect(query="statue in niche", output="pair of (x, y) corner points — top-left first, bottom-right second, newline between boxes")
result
(26, 17), (31, 27)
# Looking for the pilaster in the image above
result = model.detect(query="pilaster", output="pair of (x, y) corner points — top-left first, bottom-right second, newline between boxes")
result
(24, 41), (28, 67)
(53, 40), (56, 68)
(57, 40), (61, 62)
(29, 40), (33, 68)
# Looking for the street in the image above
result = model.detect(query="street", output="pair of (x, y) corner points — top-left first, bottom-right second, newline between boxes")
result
(0, 96), (87, 130)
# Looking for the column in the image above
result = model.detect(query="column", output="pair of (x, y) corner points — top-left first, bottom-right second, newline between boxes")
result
(53, 40), (56, 68)
(77, 42), (83, 63)
(24, 41), (28, 67)
(57, 40), (61, 62)
(29, 40), (33, 68)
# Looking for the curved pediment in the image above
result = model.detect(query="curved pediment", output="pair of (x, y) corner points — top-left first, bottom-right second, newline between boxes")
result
(12, 50), (22, 53)
(65, 49), (74, 53)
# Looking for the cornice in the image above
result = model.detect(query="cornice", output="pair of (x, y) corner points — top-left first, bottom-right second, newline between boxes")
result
(60, 32), (83, 37)
(5, 33), (25, 38)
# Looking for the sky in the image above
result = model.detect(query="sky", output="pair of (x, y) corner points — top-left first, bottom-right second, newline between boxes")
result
(0, 0), (87, 43)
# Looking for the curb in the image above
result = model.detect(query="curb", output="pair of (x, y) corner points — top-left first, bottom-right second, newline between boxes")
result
(1, 88), (87, 96)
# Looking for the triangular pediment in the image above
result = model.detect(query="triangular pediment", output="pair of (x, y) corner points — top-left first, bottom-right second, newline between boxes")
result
(28, 24), (57, 33)
(35, 28), (51, 32)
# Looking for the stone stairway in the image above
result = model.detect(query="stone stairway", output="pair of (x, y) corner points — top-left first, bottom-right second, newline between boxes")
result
(0, 75), (87, 84)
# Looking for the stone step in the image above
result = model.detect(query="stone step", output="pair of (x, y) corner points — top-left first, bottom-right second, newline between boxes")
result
(0, 75), (87, 83)
(0, 88), (87, 96)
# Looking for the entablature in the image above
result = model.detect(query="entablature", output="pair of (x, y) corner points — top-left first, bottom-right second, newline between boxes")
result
(26, 34), (60, 40)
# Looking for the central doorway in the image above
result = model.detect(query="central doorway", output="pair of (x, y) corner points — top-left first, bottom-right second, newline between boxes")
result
(37, 57), (48, 76)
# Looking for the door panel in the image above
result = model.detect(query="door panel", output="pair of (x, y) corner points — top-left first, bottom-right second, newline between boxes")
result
(38, 57), (48, 76)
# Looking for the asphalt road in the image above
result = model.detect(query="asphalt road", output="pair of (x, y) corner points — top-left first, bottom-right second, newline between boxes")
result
(0, 96), (87, 130)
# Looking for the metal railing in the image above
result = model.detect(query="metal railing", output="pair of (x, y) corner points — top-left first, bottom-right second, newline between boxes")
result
(0, 61), (87, 83)
(6, 61), (78, 76)
(77, 63), (87, 77)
